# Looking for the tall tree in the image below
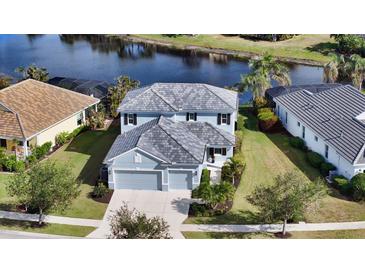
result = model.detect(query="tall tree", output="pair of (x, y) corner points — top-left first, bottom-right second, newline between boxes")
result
(323, 53), (345, 83)
(0, 75), (12, 89)
(239, 54), (291, 98)
(345, 54), (365, 91)
(108, 203), (171, 239)
(247, 170), (327, 236)
(108, 75), (140, 118)
(16, 64), (49, 82)
(7, 161), (80, 225)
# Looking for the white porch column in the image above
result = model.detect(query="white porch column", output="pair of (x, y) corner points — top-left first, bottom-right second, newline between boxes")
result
(95, 104), (98, 112)
(82, 110), (86, 124)
(23, 140), (29, 157)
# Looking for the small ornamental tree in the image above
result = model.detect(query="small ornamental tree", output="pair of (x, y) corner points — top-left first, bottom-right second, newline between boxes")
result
(7, 161), (80, 225)
(247, 170), (327, 236)
(108, 203), (171, 239)
(16, 64), (49, 82)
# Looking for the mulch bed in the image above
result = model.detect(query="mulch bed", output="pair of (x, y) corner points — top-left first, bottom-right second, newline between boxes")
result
(274, 232), (292, 239)
(91, 190), (114, 204)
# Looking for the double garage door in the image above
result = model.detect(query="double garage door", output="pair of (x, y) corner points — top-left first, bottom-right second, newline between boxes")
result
(113, 170), (193, 190)
(114, 170), (162, 190)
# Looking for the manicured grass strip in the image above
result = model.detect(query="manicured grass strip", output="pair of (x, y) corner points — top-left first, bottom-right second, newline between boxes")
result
(0, 219), (95, 237)
(133, 34), (336, 64)
(183, 230), (365, 239)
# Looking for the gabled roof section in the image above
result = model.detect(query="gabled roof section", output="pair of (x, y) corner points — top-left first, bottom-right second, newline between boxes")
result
(0, 104), (24, 139)
(104, 116), (236, 164)
(118, 83), (238, 113)
(0, 79), (99, 139)
(274, 84), (365, 164)
(182, 121), (235, 146)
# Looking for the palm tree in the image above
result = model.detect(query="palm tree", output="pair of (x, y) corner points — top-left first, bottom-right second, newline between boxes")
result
(345, 54), (365, 91)
(323, 53), (345, 83)
(16, 64), (49, 82)
(239, 54), (291, 98)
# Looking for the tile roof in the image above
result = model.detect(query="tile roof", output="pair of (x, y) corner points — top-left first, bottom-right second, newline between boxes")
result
(273, 84), (365, 164)
(0, 79), (99, 139)
(118, 83), (238, 113)
(104, 116), (236, 164)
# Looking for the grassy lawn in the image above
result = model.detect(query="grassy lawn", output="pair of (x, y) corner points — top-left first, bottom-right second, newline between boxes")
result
(0, 219), (95, 237)
(0, 122), (119, 219)
(183, 230), (365, 239)
(133, 34), (336, 64)
(186, 107), (365, 225)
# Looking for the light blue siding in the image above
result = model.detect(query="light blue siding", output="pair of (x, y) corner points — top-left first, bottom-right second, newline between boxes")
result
(112, 149), (161, 169)
(120, 111), (237, 134)
(169, 170), (193, 190)
(114, 170), (162, 190)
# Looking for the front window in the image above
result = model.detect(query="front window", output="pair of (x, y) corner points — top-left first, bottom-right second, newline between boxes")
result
(187, 112), (196, 121)
(285, 112), (288, 124)
(128, 113), (135, 125)
(314, 136), (318, 142)
(213, 148), (227, 155)
(325, 144), (329, 159)
(297, 121), (300, 127)
(0, 139), (6, 148)
(302, 126), (306, 139)
(214, 148), (222, 155)
(221, 114), (228, 124)
(77, 112), (83, 126)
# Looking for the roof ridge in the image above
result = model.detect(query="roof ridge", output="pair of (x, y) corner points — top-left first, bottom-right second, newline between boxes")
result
(157, 117), (203, 163)
(203, 84), (235, 111)
(150, 84), (178, 111)
(204, 121), (235, 145)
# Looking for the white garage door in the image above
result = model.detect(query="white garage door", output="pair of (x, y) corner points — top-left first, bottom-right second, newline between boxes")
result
(114, 170), (162, 190)
(169, 170), (193, 190)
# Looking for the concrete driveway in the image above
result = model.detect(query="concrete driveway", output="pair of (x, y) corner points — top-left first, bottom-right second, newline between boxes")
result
(88, 190), (192, 239)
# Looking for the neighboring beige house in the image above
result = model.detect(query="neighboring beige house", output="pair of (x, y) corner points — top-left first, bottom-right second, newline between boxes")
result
(0, 79), (99, 158)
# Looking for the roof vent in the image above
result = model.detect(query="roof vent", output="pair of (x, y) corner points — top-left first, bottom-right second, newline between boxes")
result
(355, 111), (365, 125)
(303, 89), (313, 96)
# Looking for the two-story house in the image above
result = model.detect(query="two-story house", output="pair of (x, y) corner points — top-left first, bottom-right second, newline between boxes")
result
(103, 83), (238, 191)
(267, 83), (365, 179)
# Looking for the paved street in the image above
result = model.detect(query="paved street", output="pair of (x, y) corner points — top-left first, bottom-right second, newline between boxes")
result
(0, 230), (80, 239)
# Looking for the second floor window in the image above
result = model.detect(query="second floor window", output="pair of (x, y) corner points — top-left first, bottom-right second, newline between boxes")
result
(186, 112), (197, 121)
(218, 113), (231, 125)
(124, 113), (137, 125)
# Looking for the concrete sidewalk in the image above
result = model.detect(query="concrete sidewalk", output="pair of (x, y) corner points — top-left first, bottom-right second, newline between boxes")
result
(0, 210), (101, 227)
(180, 221), (365, 233)
(0, 229), (81, 239)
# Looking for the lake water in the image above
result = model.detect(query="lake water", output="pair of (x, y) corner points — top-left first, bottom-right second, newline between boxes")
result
(0, 34), (324, 103)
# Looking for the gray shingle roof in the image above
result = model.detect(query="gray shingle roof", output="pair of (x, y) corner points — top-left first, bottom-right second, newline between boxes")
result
(104, 116), (236, 164)
(118, 83), (238, 113)
(274, 84), (365, 164)
(266, 83), (343, 100)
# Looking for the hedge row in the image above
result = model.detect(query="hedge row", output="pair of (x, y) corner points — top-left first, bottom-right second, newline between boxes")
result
(55, 125), (89, 147)
(288, 137), (336, 176)
(333, 174), (365, 201)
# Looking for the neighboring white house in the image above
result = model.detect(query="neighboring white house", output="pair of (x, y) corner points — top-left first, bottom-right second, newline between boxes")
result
(104, 83), (238, 191)
(267, 84), (365, 179)
(0, 79), (99, 159)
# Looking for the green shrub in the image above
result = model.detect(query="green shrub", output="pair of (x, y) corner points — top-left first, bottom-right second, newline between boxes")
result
(201, 168), (210, 184)
(92, 182), (110, 198)
(3, 155), (17, 171)
(289, 137), (306, 150)
(237, 115), (245, 131)
(33, 142), (52, 160)
(257, 107), (272, 114)
(350, 173), (365, 201)
(320, 162), (336, 176)
(13, 160), (25, 172)
(189, 203), (213, 217)
(257, 111), (274, 121)
(55, 131), (70, 146)
(306, 151), (325, 168)
(70, 125), (89, 139)
(26, 154), (37, 166)
(333, 175), (351, 195)
(253, 96), (268, 109)
(221, 164), (232, 182)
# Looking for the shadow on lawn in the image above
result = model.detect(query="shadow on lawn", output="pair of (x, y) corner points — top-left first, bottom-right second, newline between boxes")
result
(64, 119), (120, 186)
(306, 42), (338, 55)
(191, 210), (262, 225)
